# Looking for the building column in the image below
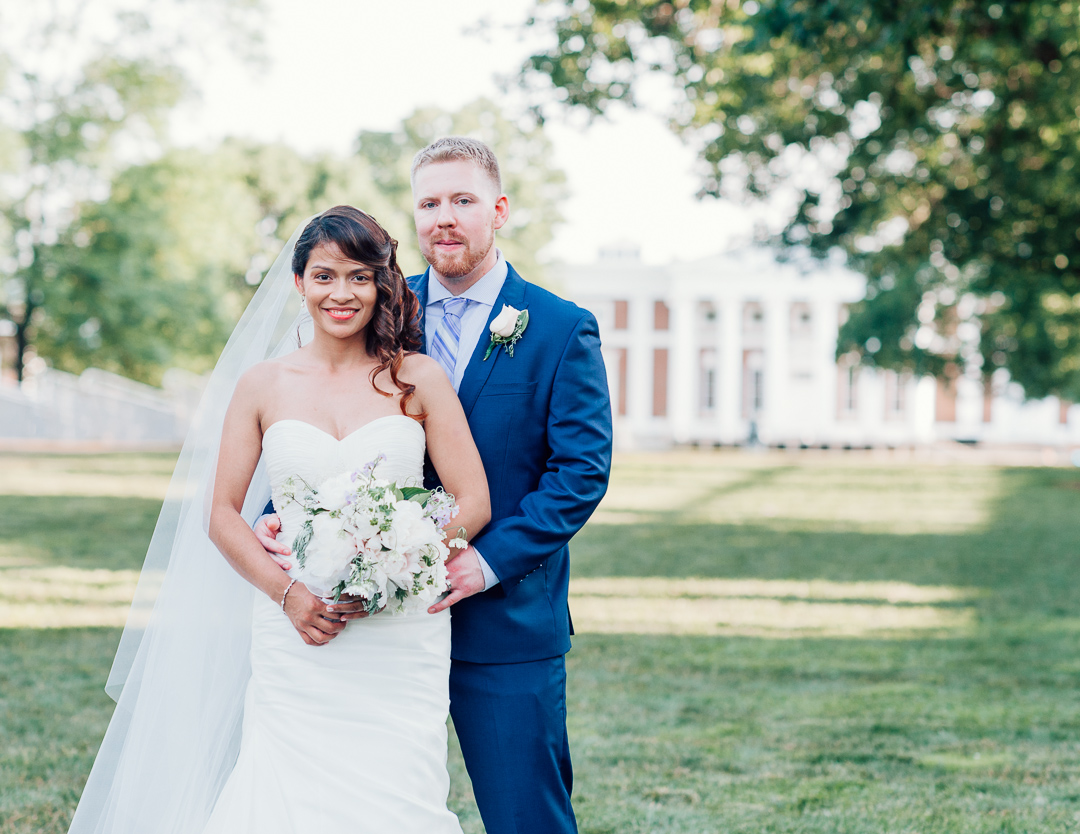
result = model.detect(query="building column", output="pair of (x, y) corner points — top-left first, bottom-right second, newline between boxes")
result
(627, 295), (653, 445)
(813, 297), (840, 445)
(719, 295), (742, 444)
(669, 296), (696, 444)
(763, 297), (790, 442)
(860, 368), (885, 445)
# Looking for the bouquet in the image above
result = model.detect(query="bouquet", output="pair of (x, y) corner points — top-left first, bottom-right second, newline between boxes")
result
(273, 454), (466, 615)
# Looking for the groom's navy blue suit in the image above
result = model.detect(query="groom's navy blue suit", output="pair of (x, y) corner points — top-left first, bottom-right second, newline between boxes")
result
(409, 263), (612, 834)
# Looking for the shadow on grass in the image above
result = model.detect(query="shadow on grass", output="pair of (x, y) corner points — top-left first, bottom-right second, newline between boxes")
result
(0, 495), (163, 572)
(572, 467), (1080, 621)
(4, 462), (1080, 833)
(671, 465), (797, 519)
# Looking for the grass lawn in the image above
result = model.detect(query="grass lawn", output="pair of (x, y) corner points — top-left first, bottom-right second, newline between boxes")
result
(3, 449), (1080, 832)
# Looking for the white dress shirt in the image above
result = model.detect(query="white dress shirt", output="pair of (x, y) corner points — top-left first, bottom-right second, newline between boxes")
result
(424, 252), (508, 590)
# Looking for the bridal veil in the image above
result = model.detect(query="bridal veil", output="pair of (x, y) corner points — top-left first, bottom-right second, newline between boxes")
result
(68, 219), (313, 834)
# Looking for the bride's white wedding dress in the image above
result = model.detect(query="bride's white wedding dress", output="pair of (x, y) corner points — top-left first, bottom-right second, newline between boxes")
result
(202, 415), (462, 834)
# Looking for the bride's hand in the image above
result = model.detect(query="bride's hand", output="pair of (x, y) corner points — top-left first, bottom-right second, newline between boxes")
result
(282, 583), (347, 646)
(254, 513), (293, 570)
(330, 594), (370, 623)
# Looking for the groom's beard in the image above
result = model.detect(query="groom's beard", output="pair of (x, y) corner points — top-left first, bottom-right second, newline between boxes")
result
(421, 225), (496, 281)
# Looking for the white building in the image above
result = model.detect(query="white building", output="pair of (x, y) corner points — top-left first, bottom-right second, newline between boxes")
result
(560, 247), (1080, 450)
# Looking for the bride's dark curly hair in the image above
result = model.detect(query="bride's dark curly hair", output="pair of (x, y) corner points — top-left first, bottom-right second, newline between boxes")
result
(292, 205), (424, 419)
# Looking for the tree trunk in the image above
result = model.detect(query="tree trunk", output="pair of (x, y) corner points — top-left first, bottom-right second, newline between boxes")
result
(14, 302), (33, 383)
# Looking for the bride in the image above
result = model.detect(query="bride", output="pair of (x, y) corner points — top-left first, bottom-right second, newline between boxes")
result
(67, 206), (489, 833)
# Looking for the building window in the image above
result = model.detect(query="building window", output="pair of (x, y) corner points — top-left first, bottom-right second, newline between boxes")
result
(614, 300), (628, 330)
(742, 349), (764, 418)
(743, 302), (765, 335)
(884, 370), (907, 419)
(697, 302), (718, 344)
(654, 300), (670, 331)
(700, 348), (716, 415)
(837, 353), (859, 418)
(653, 348), (669, 417)
(749, 370), (763, 415)
(790, 302), (812, 339)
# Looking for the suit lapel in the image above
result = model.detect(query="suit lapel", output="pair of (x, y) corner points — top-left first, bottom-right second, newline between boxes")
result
(410, 269), (431, 355)
(456, 267), (527, 418)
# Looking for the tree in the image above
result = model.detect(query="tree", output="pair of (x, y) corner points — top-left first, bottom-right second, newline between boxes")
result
(41, 140), (400, 385)
(0, 0), (262, 381)
(356, 98), (568, 282)
(16, 95), (569, 386)
(522, 0), (1080, 398)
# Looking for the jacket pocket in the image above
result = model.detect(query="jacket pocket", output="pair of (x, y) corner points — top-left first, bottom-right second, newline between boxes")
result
(477, 382), (537, 397)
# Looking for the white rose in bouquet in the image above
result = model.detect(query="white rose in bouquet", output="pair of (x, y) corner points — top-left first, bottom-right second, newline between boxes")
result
(380, 550), (413, 593)
(343, 481), (391, 537)
(378, 499), (422, 550)
(300, 513), (357, 595)
(359, 531), (386, 558)
(343, 566), (384, 604)
(391, 499), (445, 551)
(412, 559), (450, 605)
(344, 563), (390, 607)
(316, 471), (356, 512)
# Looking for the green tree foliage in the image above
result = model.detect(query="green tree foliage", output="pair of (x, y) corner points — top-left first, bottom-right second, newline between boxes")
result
(41, 141), (398, 385)
(356, 98), (568, 282)
(40, 99), (565, 386)
(0, 0), (262, 381)
(0, 20), (568, 387)
(523, 0), (1080, 398)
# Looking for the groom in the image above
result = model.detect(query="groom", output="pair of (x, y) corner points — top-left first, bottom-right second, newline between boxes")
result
(259, 137), (612, 834)
(407, 137), (611, 834)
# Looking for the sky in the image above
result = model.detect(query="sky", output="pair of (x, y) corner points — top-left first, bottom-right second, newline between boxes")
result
(168, 0), (766, 266)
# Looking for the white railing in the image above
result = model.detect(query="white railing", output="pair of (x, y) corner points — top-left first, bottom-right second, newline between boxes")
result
(0, 368), (205, 444)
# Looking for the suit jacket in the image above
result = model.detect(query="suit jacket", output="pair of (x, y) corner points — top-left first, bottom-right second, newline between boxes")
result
(410, 263), (613, 664)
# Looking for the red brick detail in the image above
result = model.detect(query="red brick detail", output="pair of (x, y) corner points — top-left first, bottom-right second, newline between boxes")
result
(653, 348), (669, 417)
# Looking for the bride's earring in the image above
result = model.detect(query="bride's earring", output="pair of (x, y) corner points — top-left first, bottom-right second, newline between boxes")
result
(296, 294), (308, 347)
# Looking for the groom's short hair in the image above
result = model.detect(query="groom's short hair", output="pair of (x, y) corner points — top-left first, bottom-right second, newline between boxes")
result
(411, 137), (503, 196)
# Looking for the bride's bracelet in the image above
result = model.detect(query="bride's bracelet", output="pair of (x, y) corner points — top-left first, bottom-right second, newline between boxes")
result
(280, 579), (297, 612)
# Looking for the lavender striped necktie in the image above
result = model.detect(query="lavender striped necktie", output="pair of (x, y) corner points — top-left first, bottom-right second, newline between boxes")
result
(431, 296), (469, 384)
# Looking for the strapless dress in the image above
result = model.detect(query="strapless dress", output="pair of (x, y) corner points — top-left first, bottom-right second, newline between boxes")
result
(202, 416), (462, 834)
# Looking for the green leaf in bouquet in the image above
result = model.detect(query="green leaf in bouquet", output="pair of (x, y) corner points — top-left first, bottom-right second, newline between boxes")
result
(292, 520), (314, 569)
(399, 486), (432, 504)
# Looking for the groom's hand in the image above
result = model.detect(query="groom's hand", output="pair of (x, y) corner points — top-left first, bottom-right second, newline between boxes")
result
(254, 513), (292, 570)
(429, 546), (485, 614)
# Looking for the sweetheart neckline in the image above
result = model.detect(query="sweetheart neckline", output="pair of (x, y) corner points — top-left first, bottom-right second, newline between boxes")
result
(263, 415), (422, 444)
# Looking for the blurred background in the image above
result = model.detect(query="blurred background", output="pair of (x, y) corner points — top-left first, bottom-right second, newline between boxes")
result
(0, 0), (752, 445)
(4, 2), (1080, 833)
(4, 0), (1077, 453)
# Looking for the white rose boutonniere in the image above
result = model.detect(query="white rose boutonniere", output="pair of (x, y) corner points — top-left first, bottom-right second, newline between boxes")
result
(483, 304), (529, 360)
